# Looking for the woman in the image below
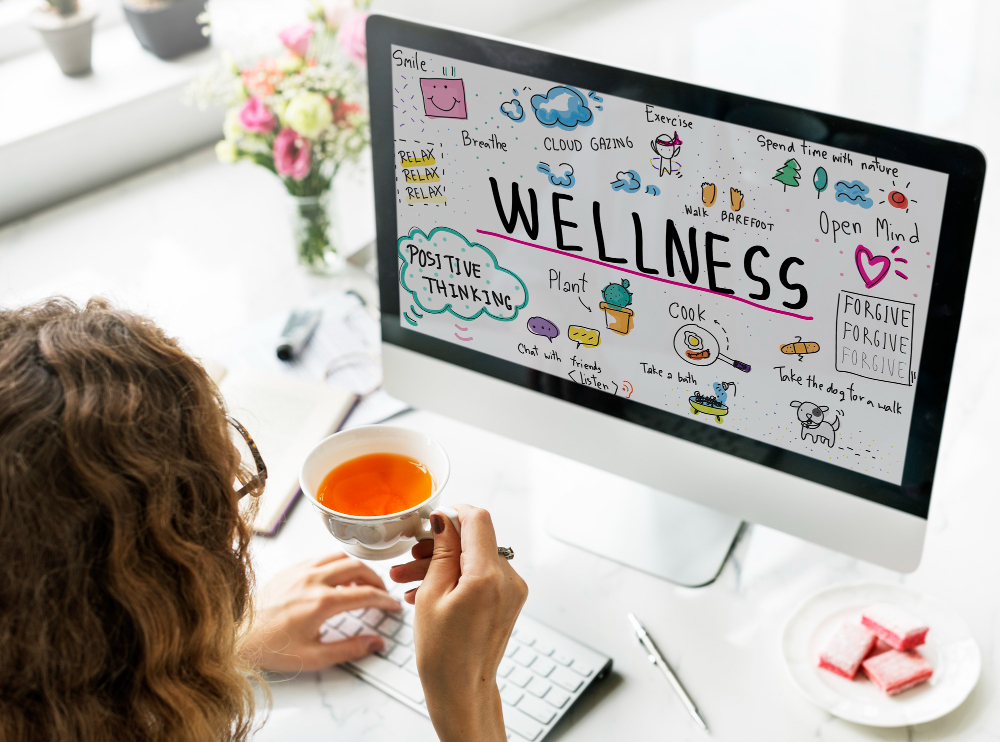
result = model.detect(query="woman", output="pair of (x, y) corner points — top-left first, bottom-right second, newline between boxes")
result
(0, 297), (527, 742)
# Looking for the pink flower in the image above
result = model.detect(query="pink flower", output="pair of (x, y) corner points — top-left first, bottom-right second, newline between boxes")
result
(241, 58), (283, 97)
(338, 12), (368, 66)
(239, 96), (276, 134)
(279, 21), (314, 57)
(273, 128), (311, 181)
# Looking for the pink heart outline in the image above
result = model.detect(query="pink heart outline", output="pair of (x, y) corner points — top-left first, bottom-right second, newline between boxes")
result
(855, 245), (891, 289)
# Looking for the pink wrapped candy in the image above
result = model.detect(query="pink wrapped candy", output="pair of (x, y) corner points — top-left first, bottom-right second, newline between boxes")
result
(862, 649), (934, 695)
(861, 603), (929, 651)
(818, 621), (877, 679)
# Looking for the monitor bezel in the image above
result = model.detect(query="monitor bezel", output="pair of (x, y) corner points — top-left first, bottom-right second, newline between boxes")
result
(367, 14), (986, 519)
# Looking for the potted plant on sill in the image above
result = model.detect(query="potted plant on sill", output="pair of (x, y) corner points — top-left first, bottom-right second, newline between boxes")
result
(122, 0), (210, 60)
(29, 0), (97, 76)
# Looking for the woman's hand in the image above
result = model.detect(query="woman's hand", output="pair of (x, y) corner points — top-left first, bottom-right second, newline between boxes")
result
(244, 553), (402, 672)
(389, 505), (528, 742)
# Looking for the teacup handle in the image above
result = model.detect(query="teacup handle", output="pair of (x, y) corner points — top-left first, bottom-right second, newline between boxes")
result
(414, 505), (462, 542)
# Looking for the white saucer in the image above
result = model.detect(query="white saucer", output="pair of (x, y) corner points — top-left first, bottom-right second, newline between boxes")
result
(782, 582), (980, 727)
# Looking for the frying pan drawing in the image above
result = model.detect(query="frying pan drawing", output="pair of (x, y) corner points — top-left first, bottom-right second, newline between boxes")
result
(672, 323), (751, 373)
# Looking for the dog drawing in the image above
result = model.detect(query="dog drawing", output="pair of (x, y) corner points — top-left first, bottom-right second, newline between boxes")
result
(790, 401), (840, 448)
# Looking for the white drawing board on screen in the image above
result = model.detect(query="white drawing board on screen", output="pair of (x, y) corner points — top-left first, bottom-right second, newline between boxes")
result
(389, 45), (948, 486)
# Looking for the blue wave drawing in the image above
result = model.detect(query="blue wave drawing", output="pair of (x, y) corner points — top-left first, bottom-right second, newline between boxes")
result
(834, 179), (874, 209)
(611, 170), (642, 193)
(537, 161), (575, 188)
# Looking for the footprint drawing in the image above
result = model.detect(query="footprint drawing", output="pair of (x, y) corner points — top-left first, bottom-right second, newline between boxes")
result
(702, 182), (717, 207)
(730, 187), (745, 212)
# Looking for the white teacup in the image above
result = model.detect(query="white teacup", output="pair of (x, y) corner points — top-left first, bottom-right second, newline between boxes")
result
(300, 425), (451, 560)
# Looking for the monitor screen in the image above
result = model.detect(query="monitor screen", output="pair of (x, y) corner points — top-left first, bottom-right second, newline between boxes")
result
(370, 20), (984, 520)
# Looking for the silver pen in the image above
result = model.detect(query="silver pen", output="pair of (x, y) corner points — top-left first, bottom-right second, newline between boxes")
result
(627, 612), (709, 732)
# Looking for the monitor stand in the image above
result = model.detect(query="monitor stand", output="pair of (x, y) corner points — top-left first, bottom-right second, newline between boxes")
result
(546, 487), (744, 587)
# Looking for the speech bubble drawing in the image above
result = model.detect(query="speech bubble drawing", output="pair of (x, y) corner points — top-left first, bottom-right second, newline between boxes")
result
(568, 325), (601, 349)
(398, 227), (529, 322)
(527, 316), (559, 342)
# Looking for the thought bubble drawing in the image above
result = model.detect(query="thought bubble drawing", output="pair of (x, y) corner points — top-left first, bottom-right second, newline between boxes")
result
(500, 99), (524, 122)
(398, 227), (528, 322)
(527, 316), (559, 342)
(611, 170), (641, 193)
(530, 85), (593, 130)
(568, 325), (601, 349)
(536, 161), (575, 188)
(420, 78), (468, 119)
(834, 179), (874, 209)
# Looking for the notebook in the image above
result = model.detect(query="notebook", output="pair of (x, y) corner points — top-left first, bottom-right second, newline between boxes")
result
(219, 368), (357, 535)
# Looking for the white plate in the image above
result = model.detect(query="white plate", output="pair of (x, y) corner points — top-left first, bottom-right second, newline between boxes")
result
(782, 582), (980, 727)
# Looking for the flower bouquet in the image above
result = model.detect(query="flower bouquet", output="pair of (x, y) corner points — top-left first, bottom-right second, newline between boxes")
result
(207, 1), (370, 273)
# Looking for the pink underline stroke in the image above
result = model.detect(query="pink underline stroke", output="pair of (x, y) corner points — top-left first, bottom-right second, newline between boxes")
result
(475, 229), (814, 321)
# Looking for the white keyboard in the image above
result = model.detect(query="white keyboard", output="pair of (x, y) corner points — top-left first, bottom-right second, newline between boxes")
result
(319, 574), (612, 741)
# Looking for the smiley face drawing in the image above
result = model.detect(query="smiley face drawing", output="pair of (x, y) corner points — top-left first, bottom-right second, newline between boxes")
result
(419, 78), (468, 119)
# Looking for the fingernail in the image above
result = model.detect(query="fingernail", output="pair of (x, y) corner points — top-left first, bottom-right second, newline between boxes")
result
(430, 513), (445, 534)
(389, 564), (404, 571)
(405, 587), (417, 600)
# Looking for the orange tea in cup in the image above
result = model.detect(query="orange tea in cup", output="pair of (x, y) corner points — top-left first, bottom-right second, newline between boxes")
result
(316, 452), (433, 516)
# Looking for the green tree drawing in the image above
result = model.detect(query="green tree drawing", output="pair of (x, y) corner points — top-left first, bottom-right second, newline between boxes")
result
(773, 158), (801, 191)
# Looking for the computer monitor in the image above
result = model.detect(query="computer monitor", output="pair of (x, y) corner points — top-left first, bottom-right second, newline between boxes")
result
(366, 15), (985, 579)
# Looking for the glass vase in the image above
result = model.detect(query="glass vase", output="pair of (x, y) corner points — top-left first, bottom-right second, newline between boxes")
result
(289, 193), (344, 275)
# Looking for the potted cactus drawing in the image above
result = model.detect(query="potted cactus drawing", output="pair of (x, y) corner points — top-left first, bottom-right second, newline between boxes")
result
(599, 278), (634, 335)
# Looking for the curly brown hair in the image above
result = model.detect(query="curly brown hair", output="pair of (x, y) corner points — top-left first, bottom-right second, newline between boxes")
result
(0, 298), (260, 742)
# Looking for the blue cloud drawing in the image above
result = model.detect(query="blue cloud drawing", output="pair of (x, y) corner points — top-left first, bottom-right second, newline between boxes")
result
(645, 184), (660, 196)
(500, 99), (524, 122)
(611, 170), (642, 193)
(834, 179), (874, 209)
(536, 161), (575, 188)
(530, 85), (593, 130)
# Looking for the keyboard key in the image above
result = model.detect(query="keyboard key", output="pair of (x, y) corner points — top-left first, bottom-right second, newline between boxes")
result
(552, 651), (573, 666)
(497, 659), (515, 678)
(402, 656), (420, 676)
(543, 687), (571, 709)
(502, 704), (543, 741)
(376, 616), (402, 638)
(525, 676), (552, 698)
(399, 608), (415, 627)
(361, 608), (385, 627)
(514, 694), (556, 724)
(533, 641), (554, 657)
(348, 608), (365, 617)
(395, 626), (414, 646)
(387, 645), (413, 667)
(327, 614), (346, 629)
(514, 632), (536, 647)
(339, 617), (364, 636)
(569, 661), (593, 677)
(530, 657), (555, 677)
(550, 666), (583, 692)
(504, 643), (519, 659)
(350, 654), (424, 704)
(500, 684), (524, 705)
(375, 637), (397, 659)
(319, 626), (347, 644)
(508, 667), (532, 688)
(512, 650), (536, 668)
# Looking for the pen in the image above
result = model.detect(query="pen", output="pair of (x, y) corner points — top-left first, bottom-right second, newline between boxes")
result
(627, 612), (709, 732)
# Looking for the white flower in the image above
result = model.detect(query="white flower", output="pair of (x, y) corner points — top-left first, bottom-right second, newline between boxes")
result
(215, 140), (239, 163)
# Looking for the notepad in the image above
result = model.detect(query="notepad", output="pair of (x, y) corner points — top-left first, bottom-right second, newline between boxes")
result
(219, 368), (357, 535)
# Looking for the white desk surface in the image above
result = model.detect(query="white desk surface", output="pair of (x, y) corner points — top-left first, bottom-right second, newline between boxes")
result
(2, 2), (999, 739)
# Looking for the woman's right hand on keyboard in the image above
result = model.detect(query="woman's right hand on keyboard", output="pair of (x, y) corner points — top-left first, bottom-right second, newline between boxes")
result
(389, 505), (527, 742)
